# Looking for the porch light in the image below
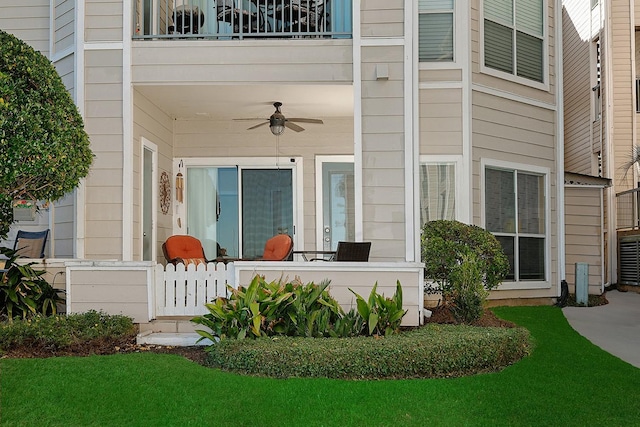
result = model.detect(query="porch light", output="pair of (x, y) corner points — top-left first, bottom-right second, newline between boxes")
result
(269, 108), (286, 135)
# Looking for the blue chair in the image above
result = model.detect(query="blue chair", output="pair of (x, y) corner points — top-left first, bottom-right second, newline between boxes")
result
(13, 229), (49, 258)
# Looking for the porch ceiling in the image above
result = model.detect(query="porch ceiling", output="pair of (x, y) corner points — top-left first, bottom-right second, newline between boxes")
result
(135, 84), (354, 121)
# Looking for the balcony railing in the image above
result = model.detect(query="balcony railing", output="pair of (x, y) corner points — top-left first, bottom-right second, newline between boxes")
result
(133, 0), (352, 40)
(616, 187), (640, 230)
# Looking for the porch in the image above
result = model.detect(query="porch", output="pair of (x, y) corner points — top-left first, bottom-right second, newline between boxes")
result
(52, 259), (423, 345)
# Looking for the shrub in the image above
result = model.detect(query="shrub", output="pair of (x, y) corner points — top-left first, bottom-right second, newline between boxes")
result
(421, 220), (509, 295)
(192, 276), (344, 341)
(349, 281), (407, 336)
(448, 253), (488, 323)
(0, 247), (65, 319)
(192, 277), (408, 342)
(0, 310), (136, 353)
(0, 30), (93, 237)
(206, 324), (532, 379)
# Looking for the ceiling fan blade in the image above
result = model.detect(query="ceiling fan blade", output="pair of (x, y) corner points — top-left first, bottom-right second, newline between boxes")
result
(285, 121), (305, 132)
(287, 118), (324, 124)
(234, 118), (268, 121)
(247, 121), (270, 130)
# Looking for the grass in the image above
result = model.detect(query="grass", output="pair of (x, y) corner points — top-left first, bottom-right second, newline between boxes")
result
(1, 306), (639, 426)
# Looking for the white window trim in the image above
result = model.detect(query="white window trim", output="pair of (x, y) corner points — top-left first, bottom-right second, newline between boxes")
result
(480, 158), (551, 290)
(419, 155), (463, 222)
(418, 0), (460, 69)
(479, 0), (549, 91)
(173, 157), (304, 253)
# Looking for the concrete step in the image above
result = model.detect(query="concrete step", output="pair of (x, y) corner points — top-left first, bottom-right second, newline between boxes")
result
(136, 331), (214, 347)
(138, 318), (202, 334)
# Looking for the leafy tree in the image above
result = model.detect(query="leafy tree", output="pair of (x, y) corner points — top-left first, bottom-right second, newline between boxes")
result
(0, 30), (93, 237)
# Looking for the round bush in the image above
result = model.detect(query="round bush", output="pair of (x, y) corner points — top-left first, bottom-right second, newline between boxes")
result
(421, 220), (509, 292)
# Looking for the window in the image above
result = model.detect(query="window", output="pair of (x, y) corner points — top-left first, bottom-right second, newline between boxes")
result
(419, 0), (454, 62)
(420, 162), (456, 223)
(485, 166), (546, 282)
(483, 0), (544, 82)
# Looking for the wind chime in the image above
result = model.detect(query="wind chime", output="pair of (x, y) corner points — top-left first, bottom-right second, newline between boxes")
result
(175, 160), (184, 228)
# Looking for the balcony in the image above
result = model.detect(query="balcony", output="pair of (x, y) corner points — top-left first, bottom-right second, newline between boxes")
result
(134, 0), (352, 40)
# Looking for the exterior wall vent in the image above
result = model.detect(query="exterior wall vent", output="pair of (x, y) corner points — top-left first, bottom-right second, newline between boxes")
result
(619, 235), (640, 285)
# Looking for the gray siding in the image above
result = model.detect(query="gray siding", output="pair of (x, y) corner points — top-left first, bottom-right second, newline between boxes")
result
(54, 53), (75, 100)
(0, 0), (50, 56)
(360, 45), (405, 262)
(52, 193), (76, 258)
(54, 0), (75, 55)
(131, 41), (352, 84)
(83, 49), (124, 259)
(133, 90), (174, 262)
(610, 0), (635, 190)
(472, 90), (558, 293)
(361, 0), (404, 37)
(85, 0), (123, 42)
(419, 88), (463, 155)
(565, 186), (604, 294)
(562, 2), (593, 175)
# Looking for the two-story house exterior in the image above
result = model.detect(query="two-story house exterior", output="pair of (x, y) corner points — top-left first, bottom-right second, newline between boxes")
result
(563, 0), (640, 292)
(1, 0), (567, 321)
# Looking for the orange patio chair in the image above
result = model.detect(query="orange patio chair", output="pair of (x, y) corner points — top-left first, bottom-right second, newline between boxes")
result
(261, 234), (294, 261)
(162, 235), (211, 266)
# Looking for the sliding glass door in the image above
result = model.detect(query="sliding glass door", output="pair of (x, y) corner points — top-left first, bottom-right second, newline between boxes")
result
(241, 168), (293, 259)
(186, 165), (294, 259)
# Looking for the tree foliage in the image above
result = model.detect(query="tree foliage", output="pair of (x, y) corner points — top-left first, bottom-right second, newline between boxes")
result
(0, 30), (93, 237)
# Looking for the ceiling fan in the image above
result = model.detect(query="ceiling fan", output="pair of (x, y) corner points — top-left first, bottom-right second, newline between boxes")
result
(235, 102), (323, 135)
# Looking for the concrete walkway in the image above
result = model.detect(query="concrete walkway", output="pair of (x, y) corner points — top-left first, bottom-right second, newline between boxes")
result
(563, 290), (640, 368)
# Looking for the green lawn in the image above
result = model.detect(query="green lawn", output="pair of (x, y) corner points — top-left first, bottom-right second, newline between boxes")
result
(1, 306), (638, 426)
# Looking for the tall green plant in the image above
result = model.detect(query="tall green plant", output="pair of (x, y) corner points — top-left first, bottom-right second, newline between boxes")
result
(0, 247), (64, 319)
(192, 276), (344, 341)
(349, 281), (407, 336)
(448, 253), (488, 323)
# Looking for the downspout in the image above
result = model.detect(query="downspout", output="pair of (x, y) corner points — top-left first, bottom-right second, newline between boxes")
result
(557, 0), (566, 292)
(604, 0), (617, 284)
(353, 0), (363, 242)
(123, 0), (133, 260)
(75, 0), (86, 259)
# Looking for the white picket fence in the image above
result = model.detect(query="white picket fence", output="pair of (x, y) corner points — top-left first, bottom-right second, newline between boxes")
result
(154, 262), (237, 316)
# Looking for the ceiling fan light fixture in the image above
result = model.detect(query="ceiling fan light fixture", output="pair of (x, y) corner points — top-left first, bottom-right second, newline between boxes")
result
(269, 112), (286, 136)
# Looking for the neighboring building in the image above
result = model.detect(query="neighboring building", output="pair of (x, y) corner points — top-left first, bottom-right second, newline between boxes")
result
(563, 0), (640, 291)
(1, 0), (566, 307)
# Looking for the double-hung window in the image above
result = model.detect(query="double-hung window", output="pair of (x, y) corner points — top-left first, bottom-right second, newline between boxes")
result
(485, 166), (546, 282)
(418, 0), (454, 62)
(483, 0), (544, 83)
